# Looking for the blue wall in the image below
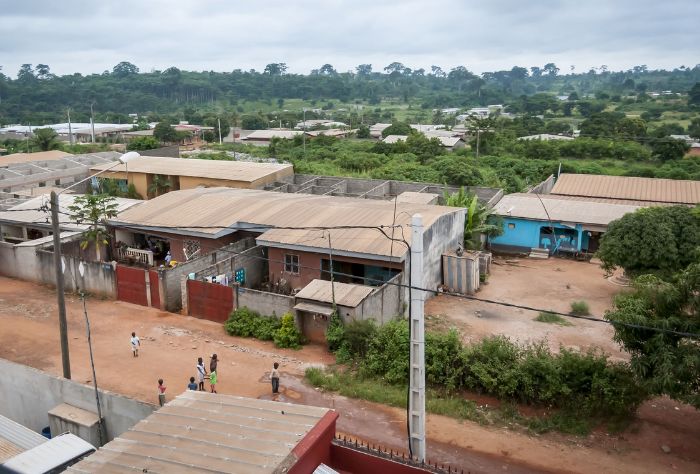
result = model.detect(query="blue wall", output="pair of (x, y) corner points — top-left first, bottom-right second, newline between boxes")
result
(491, 217), (586, 252)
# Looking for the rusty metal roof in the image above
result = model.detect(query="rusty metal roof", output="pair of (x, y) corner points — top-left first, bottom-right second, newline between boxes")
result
(295, 279), (374, 307)
(66, 392), (331, 474)
(495, 193), (641, 225)
(551, 173), (700, 204)
(90, 156), (292, 183)
(110, 187), (462, 260)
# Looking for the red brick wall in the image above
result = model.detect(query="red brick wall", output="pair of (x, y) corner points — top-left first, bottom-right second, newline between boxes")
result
(266, 247), (403, 290)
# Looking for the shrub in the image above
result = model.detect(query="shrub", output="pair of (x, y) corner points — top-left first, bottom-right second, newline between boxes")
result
(570, 301), (590, 316)
(325, 310), (345, 351)
(362, 320), (410, 384)
(534, 312), (573, 326)
(342, 319), (377, 359)
(273, 313), (303, 349)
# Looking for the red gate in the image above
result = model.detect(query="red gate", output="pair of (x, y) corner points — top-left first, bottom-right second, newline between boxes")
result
(187, 279), (234, 323)
(116, 265), (161, 309)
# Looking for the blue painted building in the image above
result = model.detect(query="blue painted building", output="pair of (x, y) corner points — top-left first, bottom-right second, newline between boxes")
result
(489, 193), (642, 255)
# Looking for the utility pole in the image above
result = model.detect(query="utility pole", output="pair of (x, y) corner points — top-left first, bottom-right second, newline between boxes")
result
(327, 233), (336, 310)
(67, 108), (74, 146)
(80, 291), (104, 446)
(90, 103), (96, 143)
(302, 108), (307, 155)
(51, 190), (71, 379)
(475, 128), (480, 160)
(217, 118), (222, 144)
(409, 214), (426, 461)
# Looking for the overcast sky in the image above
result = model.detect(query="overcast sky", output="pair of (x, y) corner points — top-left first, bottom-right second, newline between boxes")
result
(1, 0), (698, 77)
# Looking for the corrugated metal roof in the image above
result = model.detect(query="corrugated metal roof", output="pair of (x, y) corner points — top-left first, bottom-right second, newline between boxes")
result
(494, 193), (641, 226)
(110, 187), (462, 259)
(90, 156), (292, 183)
(382, 135), (409, 144)
(295, 279), (374, 307)
(294, 302), (335, 315)
(241, 130), (303, 140)
(0, 415), (46, 463)
(0, 194), (142, 230)
(66, 391), (331, 474)
(0, 150), (73, 166)
(551, 173), (700, 204)
(3, 433), (94, 473)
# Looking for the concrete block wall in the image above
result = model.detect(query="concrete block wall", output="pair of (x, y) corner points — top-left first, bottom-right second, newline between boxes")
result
(0, 358), (153, 443)
(237, 288), (294, 317)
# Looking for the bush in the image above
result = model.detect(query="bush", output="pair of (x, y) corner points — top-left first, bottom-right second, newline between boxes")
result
(534, 312), (573, 326)
(325, 310), (345, 352)
(273, 313), (303, 349)
(570, 301), (590, 316)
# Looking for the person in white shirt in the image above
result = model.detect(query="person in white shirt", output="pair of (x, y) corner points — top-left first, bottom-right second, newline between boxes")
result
(130, 332), (140, 357)
(270, 362), (280, 394)
(196, 357), (207, 391)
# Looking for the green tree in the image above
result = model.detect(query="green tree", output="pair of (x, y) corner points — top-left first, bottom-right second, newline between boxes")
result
(31, 127), (60, 151)
(355, 124), (370, 138)
(605, 264), (700, 407)
(688, 82), (700, 107)
(381, 121), (412, 138)
(126, 136), (160, 151)
(112, 61), (139, 77)
(650, 138), (690, 161)
(203, 116), (231, 141)
(67, 194), (119, 262)
(241, 115), (268, 130)
(688, 118), (700, 139)
(597, 206), (700, 276)
(153, 121), (179, 143)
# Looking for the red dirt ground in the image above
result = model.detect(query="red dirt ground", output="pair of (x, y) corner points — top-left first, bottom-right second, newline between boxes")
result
(0, 276), (698, 473)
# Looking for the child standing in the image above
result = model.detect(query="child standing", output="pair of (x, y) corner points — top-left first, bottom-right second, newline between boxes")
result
(270, 362), (280, 394)
(196, 357), (207, 391)
(130, 332), (140, 357)
(187, 377), (198, 391)
(209, 370), (217, 393)
(157, 379), (167, 406)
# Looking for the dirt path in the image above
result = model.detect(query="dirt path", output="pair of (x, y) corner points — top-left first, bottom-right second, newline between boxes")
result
(0, 277), (698, 473)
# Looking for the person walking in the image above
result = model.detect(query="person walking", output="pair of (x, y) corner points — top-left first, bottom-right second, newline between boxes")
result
(270, 362), (280, 394)
(196, 357), (207, 391)
(187, 377), (198, 391)
(209, 354), (218, 393)
(157, 379), (167, 406)
(130, 332), (140, 357)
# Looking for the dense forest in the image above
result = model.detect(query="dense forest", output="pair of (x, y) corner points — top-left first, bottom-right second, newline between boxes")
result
(1, 62), (700, 125)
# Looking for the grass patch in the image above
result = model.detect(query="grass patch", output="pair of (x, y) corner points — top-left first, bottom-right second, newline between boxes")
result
(570, 300), (591, 316)
(534, 312), (573, 326)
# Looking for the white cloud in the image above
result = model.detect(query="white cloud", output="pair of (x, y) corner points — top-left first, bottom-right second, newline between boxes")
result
(0, 0), (698, 77)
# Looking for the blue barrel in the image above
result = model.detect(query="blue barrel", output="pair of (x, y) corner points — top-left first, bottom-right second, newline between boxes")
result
(41, 426), (51, 439)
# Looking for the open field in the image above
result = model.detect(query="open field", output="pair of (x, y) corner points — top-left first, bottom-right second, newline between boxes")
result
(0, 276), (699, 473)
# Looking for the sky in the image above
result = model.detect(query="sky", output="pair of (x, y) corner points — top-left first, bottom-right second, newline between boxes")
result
(1, 0), (699, 77)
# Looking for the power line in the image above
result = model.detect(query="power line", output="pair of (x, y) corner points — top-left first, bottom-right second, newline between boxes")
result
(163, 236), (700, 340)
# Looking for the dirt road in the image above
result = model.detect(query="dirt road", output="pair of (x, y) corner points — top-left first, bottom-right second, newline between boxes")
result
(1, 276), (698, 473)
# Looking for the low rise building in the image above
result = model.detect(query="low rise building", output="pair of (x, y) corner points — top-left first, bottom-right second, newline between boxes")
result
(90, 156), (293, 199)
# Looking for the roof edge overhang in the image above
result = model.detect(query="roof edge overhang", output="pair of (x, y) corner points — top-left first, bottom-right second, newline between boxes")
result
(255, 239), (407, 263)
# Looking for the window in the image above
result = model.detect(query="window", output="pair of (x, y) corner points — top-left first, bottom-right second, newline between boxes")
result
(55, 179), (61, 185)
(508, 223), (516, 230)
(284, 254), (299, 274)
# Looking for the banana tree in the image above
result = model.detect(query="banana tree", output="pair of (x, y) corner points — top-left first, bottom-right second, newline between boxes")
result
(444, 187), (503, 249)
(67, 194), (119, 261)
(148, 174), (171, 198)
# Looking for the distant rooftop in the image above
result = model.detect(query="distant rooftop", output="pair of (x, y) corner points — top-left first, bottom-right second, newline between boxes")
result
(0, 150), (73, 166)
(91, 156), (293, 184)
(551, 173), (700, 205)
(67, 391), (334, 474)
(241, 130), (303, 140)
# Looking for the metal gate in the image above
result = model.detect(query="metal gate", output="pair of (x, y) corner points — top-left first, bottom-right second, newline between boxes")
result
(187, 279), (234, 323)
(116, 265), (160, 309)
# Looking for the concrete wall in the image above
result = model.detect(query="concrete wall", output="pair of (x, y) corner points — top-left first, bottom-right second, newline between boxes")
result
(354, 273), (404, 324)
(237, 288), (295, 317)
(528, 174), (556, 195)
(0, 236), (117, 297)
(421, 210), (465, 292)
(0, 358), (153, 444)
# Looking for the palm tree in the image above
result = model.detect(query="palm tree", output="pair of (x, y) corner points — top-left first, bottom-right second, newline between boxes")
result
(32, 128), (60, 151)
(148, 174), (171, 198)
(444, 187), (503, 249)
